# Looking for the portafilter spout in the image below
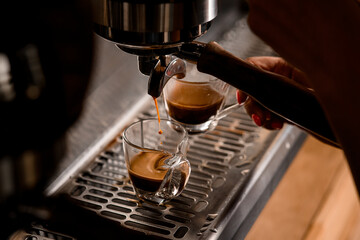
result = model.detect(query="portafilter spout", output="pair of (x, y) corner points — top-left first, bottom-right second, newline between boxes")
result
(147, 56), (187, 98)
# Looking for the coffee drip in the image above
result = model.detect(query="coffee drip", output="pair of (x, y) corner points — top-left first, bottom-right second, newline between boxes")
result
(153, 97), (163, 134)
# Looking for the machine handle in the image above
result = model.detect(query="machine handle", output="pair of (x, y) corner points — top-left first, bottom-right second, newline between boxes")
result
(196, 41), (339, 146)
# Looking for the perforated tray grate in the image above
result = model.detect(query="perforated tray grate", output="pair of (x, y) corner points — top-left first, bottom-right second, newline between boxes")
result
(61, 105), (276, 239)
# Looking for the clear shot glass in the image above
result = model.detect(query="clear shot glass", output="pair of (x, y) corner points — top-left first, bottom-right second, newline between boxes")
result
(122, 119), (190, 205)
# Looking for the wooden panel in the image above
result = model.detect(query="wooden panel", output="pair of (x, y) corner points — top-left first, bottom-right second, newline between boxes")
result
(304, 163), (359, 240)
(345, 210), (360, 240)
(245, 135), (359, 240)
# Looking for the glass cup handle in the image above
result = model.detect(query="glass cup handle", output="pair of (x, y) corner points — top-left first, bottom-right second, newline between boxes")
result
(157, 155), (191, 199)
(216, 97), (247, 120)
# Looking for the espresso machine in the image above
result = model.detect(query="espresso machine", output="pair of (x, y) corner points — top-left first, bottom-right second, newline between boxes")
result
(91, 0), (337, 146)
(0, 0), (337, 239)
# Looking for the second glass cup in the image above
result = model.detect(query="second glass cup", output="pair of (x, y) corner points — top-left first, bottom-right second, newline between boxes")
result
(163, 61), (244, 134)
(122, 119), (190, 205)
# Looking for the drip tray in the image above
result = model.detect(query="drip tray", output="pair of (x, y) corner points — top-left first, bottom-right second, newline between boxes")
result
(52, 104), (305, 240)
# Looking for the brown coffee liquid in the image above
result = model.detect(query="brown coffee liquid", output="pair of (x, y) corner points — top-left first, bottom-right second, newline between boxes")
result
(166, 82), (224, 124)
(128, 151), (172, 192)
(153, 97), (163, 134)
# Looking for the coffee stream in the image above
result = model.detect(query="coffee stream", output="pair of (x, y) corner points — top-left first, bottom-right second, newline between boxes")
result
(128, 97), (168, 194)
(129, 88), (186, 195)
(153, 97), (163, 134)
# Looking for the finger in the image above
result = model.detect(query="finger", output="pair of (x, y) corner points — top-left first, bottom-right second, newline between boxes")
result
(246, 56), (284, 72)
(244, 98), (286, 130)
(236, 89), (248, 105)
(246, 56), (311, 87)
(244, 97), (267, 127)
(262, 113), (285, 130)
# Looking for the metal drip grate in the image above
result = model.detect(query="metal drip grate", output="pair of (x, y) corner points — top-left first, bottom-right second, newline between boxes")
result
(62, 104), (275, 239)
(9, 224), (76, 240)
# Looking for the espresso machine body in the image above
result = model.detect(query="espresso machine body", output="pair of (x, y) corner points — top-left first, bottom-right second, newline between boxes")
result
(91, 0), (217, 76)
(91, 0), (217, 49)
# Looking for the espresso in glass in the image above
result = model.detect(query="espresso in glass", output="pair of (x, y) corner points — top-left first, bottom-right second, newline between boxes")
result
(122, 119), (190, 204)
(165, 81), (225, 124)
(128, 151), (171, 192)
(163, 60), (244, 134)
(163, 77), (229, 133)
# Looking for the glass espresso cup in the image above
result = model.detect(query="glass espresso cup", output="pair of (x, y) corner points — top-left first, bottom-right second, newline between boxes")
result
(122, 119), (190, 205)
(163, 62), (244, 134)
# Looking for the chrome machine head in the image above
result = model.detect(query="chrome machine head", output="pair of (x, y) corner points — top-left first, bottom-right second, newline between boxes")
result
(91, 0), (217, 97)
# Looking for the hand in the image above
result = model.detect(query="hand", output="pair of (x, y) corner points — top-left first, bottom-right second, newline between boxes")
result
(237, 56), (310, 130)
(246, 0), (360, 193)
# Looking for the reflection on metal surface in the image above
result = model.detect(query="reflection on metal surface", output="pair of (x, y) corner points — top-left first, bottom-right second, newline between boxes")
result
(91, 0), (217, 46)
(9, 224), (76, 240)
